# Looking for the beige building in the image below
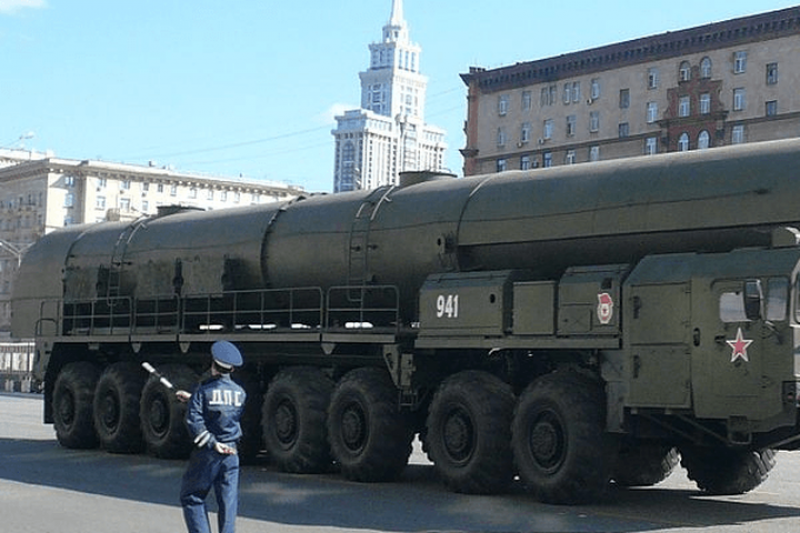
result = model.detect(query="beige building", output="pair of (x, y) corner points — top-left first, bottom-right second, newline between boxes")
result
(0, 152), (303, 335)
(460, 6), (800, 175)
(332, 0), (447, 192)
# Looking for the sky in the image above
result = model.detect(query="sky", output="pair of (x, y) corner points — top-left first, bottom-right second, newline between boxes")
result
(2, 0), (799, 193)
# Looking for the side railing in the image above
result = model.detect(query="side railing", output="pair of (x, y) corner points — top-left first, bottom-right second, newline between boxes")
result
(326, 285), (400, 331)
(181, 287), (325, 332)
(40, 284), (403, 338)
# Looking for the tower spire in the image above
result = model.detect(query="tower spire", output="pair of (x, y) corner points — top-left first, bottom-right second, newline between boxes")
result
(390, 0), (404, 26)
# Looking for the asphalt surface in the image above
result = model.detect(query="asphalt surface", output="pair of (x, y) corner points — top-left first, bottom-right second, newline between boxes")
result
(2, 392), (800, 532)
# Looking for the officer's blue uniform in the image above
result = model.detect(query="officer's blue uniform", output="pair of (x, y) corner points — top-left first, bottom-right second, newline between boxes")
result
(180, 341), (246, 533)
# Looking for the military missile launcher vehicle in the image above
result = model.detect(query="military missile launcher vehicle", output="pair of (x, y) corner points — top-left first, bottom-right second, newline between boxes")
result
(12, 139), (800, 503)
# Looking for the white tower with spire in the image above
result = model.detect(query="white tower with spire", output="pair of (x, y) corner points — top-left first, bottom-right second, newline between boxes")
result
(332, 0), (447, 193)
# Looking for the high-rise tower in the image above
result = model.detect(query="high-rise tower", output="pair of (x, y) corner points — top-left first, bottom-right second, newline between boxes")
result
(332, 0), (447, 192)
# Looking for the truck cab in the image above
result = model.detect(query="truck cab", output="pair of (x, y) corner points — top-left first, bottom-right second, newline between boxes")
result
(622, 231), (800, 449)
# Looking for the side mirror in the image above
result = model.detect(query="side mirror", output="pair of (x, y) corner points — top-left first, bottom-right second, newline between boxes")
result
(744, 279), (764, 321)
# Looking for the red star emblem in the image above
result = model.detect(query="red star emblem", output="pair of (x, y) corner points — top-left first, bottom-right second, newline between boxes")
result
(726, 327), (753, 363)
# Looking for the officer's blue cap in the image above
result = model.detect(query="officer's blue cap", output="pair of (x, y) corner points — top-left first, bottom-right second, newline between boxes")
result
(211, 340), (243, 370)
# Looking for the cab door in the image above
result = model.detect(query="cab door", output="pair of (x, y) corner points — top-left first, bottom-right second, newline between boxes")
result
(691, 279), (770, 419)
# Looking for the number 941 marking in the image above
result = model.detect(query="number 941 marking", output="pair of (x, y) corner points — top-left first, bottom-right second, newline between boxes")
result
(436, 294), (459, 319)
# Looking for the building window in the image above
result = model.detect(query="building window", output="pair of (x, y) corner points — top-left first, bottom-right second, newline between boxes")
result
(498, 94), (509, 115)
(142, 182), (150, 192)
(119, 198), (131, 212)
(619, 122), (630, 138)
(541, 86), (557, 107)
(496, 159), (508, 172)
(157, 183), (164, 193)
(64, 193), (74, 208)
(589, 111), (600, 132)
(733, 88), (746, 111)
(562, 82), (580, 104)
(589, 145), (600, 162)
(543, 152), (552, 168)
(766, 100), (778, 117)
(142, 201), (149, 213)
(121, 180), (131, 190)
(619, 89), (630, 109)
(732, 124), (745, 144)
(497, 127), (507, 146)
(565, 150), (576, 165)
(734, 51), (747, 74)
(698, 130), (711, 150)
(520, 155), (531, 170)
(521, 122), (531, 143)
(679, 61), (691, 82)
(221, 191), (228, 202)
(590, 78), (601, 101)
(647, 67), (659, 89)
(679, 96), (691, 118)
(543, 119), (554, 140)
(766, 63), (779, 85)
(645, 137), (658, 155)
(522, 91), (532, 112)
(678, 132), (690, 152)
(96, 196), (106, 210)
(566, 115), (576, 137)
(64, 175), (75, 187)
(646, 102), (658, 123)
(700, 93), (711, 115)
(189, 187), (197, 199)
(170, 184), (178, 197)
(700, 57), (712, 79)
(207, 189), (214, 200)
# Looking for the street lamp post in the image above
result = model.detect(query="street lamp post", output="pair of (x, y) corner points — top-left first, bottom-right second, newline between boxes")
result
(0, 239), (32, 267)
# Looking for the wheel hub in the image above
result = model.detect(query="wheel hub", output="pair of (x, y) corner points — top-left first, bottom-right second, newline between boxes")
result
(530, 413), (565, 472)
(442, 408), (473, 464)
(274, 400), (298, 447)
(341, 404), (366, 452)
(99, 392), (120, 429)
(57, 390), (76, 426)
(148, 398), (169, 436)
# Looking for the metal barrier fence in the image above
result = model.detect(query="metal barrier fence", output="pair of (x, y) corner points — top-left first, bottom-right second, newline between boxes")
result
(0, 341), (36, 393)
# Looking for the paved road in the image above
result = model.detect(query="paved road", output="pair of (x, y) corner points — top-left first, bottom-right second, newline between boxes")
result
(2, 392), (800, 533)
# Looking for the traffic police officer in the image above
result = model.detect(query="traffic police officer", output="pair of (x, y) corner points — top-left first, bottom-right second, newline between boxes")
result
(177, 340), (247, 533)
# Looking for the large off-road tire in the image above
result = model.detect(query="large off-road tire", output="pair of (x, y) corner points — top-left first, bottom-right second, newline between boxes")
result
(613, 443), (679, 487)
(93, 362), (147, 454)
(512, 370), (618, 505)
(52, 361), (101, 449)
(139, 364), (197, 459)
(327, 367), (414, 482)
(426, 370), (515, 494)
(262, 367), (334, 473)
(679, 446), (776, 495)
(234, 370), (264, 464)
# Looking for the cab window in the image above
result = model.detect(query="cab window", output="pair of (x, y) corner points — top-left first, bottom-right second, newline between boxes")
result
(766, 277), (788, 322)
(720, 278), (788, 323)
(720, 291), (748, 323)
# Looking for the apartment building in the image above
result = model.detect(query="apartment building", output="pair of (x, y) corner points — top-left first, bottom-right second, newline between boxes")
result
(332, 0), (447, 192)
(0, 154), (303, 335)
(460, 6), (800, 175)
